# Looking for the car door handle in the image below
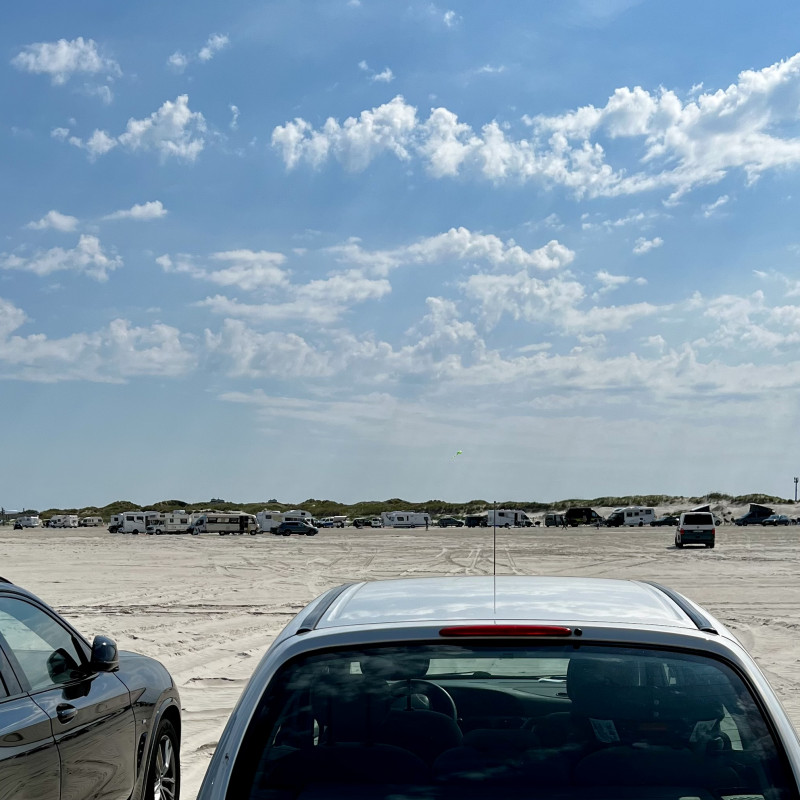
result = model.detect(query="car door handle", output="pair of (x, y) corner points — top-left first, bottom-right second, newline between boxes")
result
(56, 703), (77, 723)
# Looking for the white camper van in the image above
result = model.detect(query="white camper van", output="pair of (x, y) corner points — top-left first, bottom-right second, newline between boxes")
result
(49, 515), (79, 528)
(190, 512), (258, 535)
(282, 509), (314, 524)
(14, 515), (40, 529)
(487, 509), (533, 528)
(79, 516), (104, 527)
(119, 511), (161, 534)
(381, 511), (431, 528)
(146, 512), (194, 535)
(606, 506), (656, 527)
(256, 510), (284, 533)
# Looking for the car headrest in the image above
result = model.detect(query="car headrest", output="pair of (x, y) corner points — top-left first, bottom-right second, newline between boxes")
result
(359, 654), (430, 681)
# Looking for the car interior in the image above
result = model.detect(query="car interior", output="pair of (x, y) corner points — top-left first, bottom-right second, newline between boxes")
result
(229, 643), (797, 800)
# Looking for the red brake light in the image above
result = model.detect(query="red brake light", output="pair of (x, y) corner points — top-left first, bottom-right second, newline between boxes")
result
(440, 624), (573, 637)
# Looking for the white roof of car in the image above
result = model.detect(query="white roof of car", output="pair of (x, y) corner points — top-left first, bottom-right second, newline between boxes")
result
(316, 576), (698, 630)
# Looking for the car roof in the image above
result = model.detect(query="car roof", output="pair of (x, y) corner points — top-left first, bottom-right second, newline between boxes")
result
(310, 576), (705, 632)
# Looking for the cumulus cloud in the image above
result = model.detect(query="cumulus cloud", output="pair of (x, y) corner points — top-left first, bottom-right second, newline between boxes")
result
(328, 227), (574, 276)
(103, 201), (168, 221)
(25, 210), (79, 232)
(702, 195), (730, 217)
(11, 37), (120, 85)
(272, 52), (800, 200)
(62, 95), (206, 162)
(0, 235), (121, 281)
(633, 236), (663, 255)
(168, 33), (229, 71)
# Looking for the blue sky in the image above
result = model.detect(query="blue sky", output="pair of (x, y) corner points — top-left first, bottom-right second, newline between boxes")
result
(4, 1), (800, 509)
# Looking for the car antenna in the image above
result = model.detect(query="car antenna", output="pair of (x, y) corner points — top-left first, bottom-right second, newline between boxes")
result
(493, 499), (497, 616)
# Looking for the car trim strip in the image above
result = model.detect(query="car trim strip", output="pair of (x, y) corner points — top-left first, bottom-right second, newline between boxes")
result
(642, 581), (718, 634)
(295, 582), (357, 633)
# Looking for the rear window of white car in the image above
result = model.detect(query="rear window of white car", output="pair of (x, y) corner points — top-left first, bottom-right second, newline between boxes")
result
(228, 643), (797, 800)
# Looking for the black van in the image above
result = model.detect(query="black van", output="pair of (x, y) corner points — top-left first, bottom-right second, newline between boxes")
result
(564, 507), (604, 526)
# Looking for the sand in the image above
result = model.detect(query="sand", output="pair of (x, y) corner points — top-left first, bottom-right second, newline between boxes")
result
(3, 521), (800, 799)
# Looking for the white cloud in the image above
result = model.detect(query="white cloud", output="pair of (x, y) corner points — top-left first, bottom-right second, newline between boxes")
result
(372, 67), (394, 83)
(168, 33), (229, 71)
(103, 201), (168, 221)
(329, 228), (574, 276)
(0, 299), (194, 382)
(12, 37), (120, 85)
(229, 104), (240, 130)
(593, 270), (630, 297)
(0, 235), (121, 281)
(476, 64), (506, 75)
(702, 194), (730, 217)
(25, 210), (79, 232)
(633, 236), (663, 255)
(443, 10), (460, 27)
(273, 52), (800, 199)
(118, 95), (206, 161)
(62, 96), (206, 162)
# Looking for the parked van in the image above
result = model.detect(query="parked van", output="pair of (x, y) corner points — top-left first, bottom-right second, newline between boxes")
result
(79, 516), (104, 527)
(14, 515), (40, 529)
(256, 510), (284, 534)
(487, 509), (532, 528)
(119, 511), (160, 534)
(564, 507), (605, 526)
(605, 507), (656, 527)
(191, 512), (258, 535)
(545, 512), (565, 527)
(675, 511), (716, 548)
(465, 514), (488, 528)
(49, 515), (79, 528)
(147, 512), (194, 535)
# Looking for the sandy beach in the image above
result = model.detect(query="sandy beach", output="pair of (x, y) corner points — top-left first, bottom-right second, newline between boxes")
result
(3, 521), (800, 799)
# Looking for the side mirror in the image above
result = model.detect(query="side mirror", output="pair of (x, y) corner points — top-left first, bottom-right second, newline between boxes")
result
(90, 635), (119, 672)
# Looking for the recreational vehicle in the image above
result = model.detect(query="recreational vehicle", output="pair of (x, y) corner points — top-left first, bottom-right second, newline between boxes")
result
(14, 515), (40, 528)
(146, 512), (194, 535)
(79, 516), (104, 527)
(381, 511), (431, 528)
(282, 509), (314, 524)
(119, 511), (161, 534)
(108, 514), (122, 533)
(465, 514), (488, 527)
(564, 507), (605, 526)
(605, 506), (656, 527)
(487, 509), (532, 528)
(49, 515), (79, 528)
(256, 510), (284, 533)
(190, 512), (258, 535)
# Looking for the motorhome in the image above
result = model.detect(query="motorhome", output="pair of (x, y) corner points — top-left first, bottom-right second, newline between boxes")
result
(564, 507), (605, 526)
(487, 509), (532, 528)
(190, 512), (258, 535)
(381, 511), (431, 528)
(605, 506), (656, 527)
(119, 511), (161, 534)
(14, 515), (40, 528)
(146, 512), (194, 535)
(282, 509), (314, 524)
(256, 510), (284, 533)
(49, 515), (79, 528)
(108, 514), (122, 533)
(79, 516), (104, 527)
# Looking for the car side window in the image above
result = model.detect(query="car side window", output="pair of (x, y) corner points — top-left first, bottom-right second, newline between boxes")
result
(0, 597), (85, 692)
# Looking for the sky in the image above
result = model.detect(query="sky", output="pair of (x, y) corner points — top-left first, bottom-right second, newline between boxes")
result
(4, 1), (800, 509)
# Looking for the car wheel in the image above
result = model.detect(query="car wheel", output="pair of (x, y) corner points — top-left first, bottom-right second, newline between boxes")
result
(146, 718), (179, 800)
(675, 536), (683, 549)
(706, 542), (715, 548)
(132, 529), (139, 535)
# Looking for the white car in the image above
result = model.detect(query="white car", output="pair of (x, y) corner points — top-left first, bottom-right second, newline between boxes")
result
(197, 576), (800, 799)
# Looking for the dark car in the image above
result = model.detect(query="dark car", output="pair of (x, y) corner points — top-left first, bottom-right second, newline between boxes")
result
(274, 520), (318, 536)
(0, 576), (181, 800)
(437, 516), (464, 527)
(650, 514), (679, 526)
(763, 514), (791, 526)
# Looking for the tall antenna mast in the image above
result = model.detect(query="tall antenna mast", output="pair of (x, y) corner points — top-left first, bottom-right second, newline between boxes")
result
(493, 499), (497, 616)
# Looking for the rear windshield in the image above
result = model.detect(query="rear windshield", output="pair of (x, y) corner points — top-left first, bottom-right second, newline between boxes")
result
(228, 643), (796, 800)
(683, 513), (714, 525)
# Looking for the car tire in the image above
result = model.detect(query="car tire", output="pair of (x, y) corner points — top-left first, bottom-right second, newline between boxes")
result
(675, 537), (683, 548)
(132, 529), (139, 535)
(706, 542), (715, 548)
(145, 717), (180, 800)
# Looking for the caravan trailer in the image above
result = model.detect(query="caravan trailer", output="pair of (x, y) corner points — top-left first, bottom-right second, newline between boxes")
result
(605, 506), (656, 527)
(190, 512), (258, 535)
(147, 512), (194, 535)
(487, 509), (532, 528)
(283, 509), (314, 524)
(79, 516), (104, 527)
(381, 511), (431, 528)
